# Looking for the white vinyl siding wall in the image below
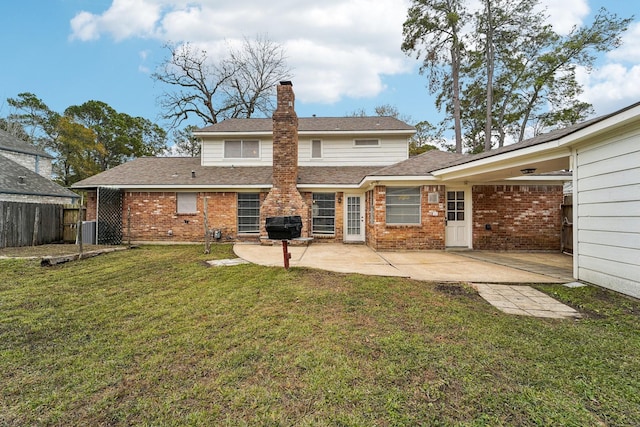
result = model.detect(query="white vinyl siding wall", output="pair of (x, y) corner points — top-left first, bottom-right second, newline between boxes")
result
(298, 136), (408, 166)
(203, 136), (409, 166)
(574, 130), (640, 298)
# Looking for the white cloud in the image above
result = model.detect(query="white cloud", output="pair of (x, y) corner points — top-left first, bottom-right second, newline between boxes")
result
(577, 63), (640, 114)
(608, 21), (640, 63)
(69, 0), (412, 104)
(539, 0), (590, 35)
(70, 0), (163, 41)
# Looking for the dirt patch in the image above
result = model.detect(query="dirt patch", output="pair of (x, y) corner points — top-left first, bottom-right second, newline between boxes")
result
(0, 244), (125, 258)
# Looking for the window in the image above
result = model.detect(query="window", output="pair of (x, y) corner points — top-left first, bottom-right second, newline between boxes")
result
(447, 191), (465, 221)
(311, 139), (322, 158)
(177, 192), (197, 214)
(312, 193), (335, 235)
(224, 140), (259, 158)
(354, 139), (379, 147)
(386, 187), (421, 224)
(238, 193), (260, 233)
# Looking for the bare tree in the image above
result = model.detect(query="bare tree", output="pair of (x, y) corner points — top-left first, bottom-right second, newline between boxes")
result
(153, 35), (292, 128)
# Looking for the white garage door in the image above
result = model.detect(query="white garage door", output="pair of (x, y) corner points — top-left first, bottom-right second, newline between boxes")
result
(575, 131), (640, 298)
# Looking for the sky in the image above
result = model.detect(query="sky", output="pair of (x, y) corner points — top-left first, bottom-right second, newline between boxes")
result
(1, 0), (638, 140)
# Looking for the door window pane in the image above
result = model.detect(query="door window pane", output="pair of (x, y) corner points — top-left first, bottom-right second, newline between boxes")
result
(446, 190), (465, 222)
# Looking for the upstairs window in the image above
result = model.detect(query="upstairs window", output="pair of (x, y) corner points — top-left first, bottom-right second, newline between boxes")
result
(386, 187), (421, 225)
(224, 140), (259, 158)
(177, 192), (197, 214)
(354, 139), (379, 147)
(311, 139), (322, 158)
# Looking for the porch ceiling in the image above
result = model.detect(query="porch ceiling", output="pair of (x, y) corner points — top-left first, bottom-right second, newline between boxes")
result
(433, 148), (571, 183)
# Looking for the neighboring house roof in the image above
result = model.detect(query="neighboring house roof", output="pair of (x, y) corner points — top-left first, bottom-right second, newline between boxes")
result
(71, 157), (381, 189)
(0, 155), (78, 199)
(196, 116), (416, 134)
(0, 129), (53, 158)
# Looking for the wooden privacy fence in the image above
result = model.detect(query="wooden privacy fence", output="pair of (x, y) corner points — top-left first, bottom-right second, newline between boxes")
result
(0, 201), (67, 248)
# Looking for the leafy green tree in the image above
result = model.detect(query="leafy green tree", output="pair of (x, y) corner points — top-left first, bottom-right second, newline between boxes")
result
(402, 0), (468, 153)
(403, 1), (632, 152)
(56, 116), (101, 186)
(171, 125), (201, 157)
(6, 92), (61, 151)
(65, 100), (166, 171)
(409, 121), (439, 156)
(6, 94), (167, 183)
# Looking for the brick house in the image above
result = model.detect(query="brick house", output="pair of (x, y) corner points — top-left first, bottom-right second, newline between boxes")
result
(72, 81), (569, 250)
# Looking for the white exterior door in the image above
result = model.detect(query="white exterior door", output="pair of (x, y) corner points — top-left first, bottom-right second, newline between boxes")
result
(445, 189), (469, 247)
(344, 194), (365, 242)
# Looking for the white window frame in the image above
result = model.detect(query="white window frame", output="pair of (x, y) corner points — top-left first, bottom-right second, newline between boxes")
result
(312, 193), (336, 235)
(353, 138), (380, 147)
(224, 140), (260, 159)
(237, 193), (260, 234)
(385, 187), (421, 225)
(177, 192), (197, 214)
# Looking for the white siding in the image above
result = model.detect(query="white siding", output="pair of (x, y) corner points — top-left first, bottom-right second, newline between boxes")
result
(575, 130), (640, 297)
(202, 135), (409, 167)
(0, 151), (53, 178)
(298, 136), (408, 166)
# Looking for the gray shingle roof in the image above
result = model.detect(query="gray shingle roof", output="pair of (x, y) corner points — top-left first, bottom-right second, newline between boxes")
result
(372, 150), (468, 176)
(72, 157), (381, 188)
(0, 129), (53, 158)
(0, 155), (78, 199)
(197, 116), (416, 133)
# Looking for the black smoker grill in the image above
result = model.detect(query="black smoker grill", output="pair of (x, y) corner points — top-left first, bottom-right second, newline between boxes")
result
(265, 216), (302, 240)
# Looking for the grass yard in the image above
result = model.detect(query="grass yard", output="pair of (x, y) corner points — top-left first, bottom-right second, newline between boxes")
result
(1, 245), (638, 426)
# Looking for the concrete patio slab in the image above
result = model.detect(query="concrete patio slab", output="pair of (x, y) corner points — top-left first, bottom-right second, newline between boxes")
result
(233, 243), (573, 284)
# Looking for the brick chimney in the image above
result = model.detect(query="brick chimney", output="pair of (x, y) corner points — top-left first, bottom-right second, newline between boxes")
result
(260, 81), (310, 237)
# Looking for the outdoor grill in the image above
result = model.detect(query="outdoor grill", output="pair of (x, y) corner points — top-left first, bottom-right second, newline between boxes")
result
(265, 215), (302, 240)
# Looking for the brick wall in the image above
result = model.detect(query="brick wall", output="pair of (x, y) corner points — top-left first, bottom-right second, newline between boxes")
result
(367, 185), (446, 250)
(472, 185), (563, 251)
(85, 191), (264, 243)
(261, 82), (310, 237)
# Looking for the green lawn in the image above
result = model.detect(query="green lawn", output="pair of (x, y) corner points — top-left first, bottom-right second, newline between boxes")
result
(1, 245), (638, 426)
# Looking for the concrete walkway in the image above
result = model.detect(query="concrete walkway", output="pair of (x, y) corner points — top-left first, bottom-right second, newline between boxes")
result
(233, 243), (580, 319)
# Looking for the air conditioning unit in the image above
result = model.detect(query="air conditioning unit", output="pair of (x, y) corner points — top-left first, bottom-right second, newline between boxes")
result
(81, 221), (96, 244)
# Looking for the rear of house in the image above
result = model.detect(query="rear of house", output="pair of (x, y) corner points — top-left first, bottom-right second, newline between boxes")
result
(73, 82), (567, 251)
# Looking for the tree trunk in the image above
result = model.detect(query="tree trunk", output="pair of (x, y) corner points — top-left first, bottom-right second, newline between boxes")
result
(484, 0), (494, 152)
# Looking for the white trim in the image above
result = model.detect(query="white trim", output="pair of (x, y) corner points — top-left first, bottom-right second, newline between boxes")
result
(73, 184), (272, 190)
(194, 129), (416, 138)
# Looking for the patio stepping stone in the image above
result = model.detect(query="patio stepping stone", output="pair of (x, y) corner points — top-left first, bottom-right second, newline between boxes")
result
(472, 283), (581, 319)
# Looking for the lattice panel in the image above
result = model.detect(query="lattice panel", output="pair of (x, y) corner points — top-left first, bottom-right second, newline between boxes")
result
(97, 187), (123, 245)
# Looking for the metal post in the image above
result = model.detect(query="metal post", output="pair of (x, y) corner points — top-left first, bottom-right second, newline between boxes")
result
(282, 240), (291, 269)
